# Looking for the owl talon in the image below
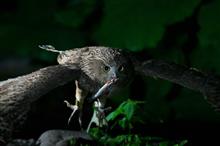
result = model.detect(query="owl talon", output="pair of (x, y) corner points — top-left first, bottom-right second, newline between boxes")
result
(87, 99), (110, 132)
(64, 100), (79, 125)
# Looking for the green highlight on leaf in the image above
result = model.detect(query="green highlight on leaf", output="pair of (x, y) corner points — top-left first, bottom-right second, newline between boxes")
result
(106, 99), (144, 126)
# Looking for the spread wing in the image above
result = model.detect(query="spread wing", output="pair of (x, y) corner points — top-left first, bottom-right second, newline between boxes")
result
(0, 64), (80, 143)
(135, 59), (220, 110)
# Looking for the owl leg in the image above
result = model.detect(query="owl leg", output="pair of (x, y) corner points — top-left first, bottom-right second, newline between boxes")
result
(64, 80), (87, 129)
(87, 97), (111, 132)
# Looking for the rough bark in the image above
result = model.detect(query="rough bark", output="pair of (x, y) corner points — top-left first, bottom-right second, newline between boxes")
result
(0, 65), (79, 144)
(137, 59), (220, 110)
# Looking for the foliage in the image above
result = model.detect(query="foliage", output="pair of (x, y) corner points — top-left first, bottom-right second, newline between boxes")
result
(106, 99), (144, 130)
(68, 138), (76, 146)
(89, 100), (188, 146)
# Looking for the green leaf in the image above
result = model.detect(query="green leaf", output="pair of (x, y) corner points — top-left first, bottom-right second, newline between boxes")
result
(193, 0), (220, 72)
(106, 99), (143, 121)
(176, 140), (188, 146)
(89, 128), (104, 139)
(133, 135), (142, 145)
(68, 138), (76, 146)
(159, 141), (169, 146)
(106, 99), (144, 130)
(121, 100), (135, 120)
(112, 135), (126, 144)
(106, 107), (123, 121)
(93, 0), (200, 51)
(118, 117), (127, 129)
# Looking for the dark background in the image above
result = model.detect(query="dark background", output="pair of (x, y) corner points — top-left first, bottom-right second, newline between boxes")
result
(1, 0), (220, 145)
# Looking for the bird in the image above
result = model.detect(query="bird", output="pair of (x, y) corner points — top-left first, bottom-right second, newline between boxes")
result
(39, 45), (134, 131)
(2, 45), (219, 144)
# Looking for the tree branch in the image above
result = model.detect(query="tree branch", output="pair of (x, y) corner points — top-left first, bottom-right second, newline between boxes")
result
(137, 59), (220, 110)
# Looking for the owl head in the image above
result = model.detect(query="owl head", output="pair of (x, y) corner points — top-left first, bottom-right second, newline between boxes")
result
(39, 45), (134, 92)
(79, 47), (134, 89)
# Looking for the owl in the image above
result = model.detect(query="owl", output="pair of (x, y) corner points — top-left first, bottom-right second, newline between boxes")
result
(1, 44), (220, 144)
(39, 45), (134, 130)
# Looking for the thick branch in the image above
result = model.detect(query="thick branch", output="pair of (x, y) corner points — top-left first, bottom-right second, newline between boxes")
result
(138, 59), (220, 110)
(0, 65), (79, 143)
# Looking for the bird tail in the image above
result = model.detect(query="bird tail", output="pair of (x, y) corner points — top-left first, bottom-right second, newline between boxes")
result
(38, 45), (62, 53)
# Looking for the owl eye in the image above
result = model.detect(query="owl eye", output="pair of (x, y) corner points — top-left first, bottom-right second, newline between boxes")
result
(104, 66), (110, 71)
(118, 65), (124, 72)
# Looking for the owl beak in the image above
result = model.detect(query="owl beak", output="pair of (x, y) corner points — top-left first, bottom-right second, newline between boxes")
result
(109, 68), (118, 81)
(109, 77), (118, 84)
(111, 71), (117, 79)
(90, 78), (118, 102)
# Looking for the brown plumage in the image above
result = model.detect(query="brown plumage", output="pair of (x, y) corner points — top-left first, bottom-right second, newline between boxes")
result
(0, 65), (78, 144)
(40, 45), (134, 130)
(42, 45), (134, 95)
(3, 45), (220, 144)
(0, 46), (134, 144)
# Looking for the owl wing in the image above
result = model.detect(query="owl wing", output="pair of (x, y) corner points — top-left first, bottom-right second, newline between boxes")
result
(0, 64), (81, 143)
(136, 59), (220, 110)
(57, 47), (90, 68)
(57, 49), (82, 65)
(39, 45), (84, 70)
